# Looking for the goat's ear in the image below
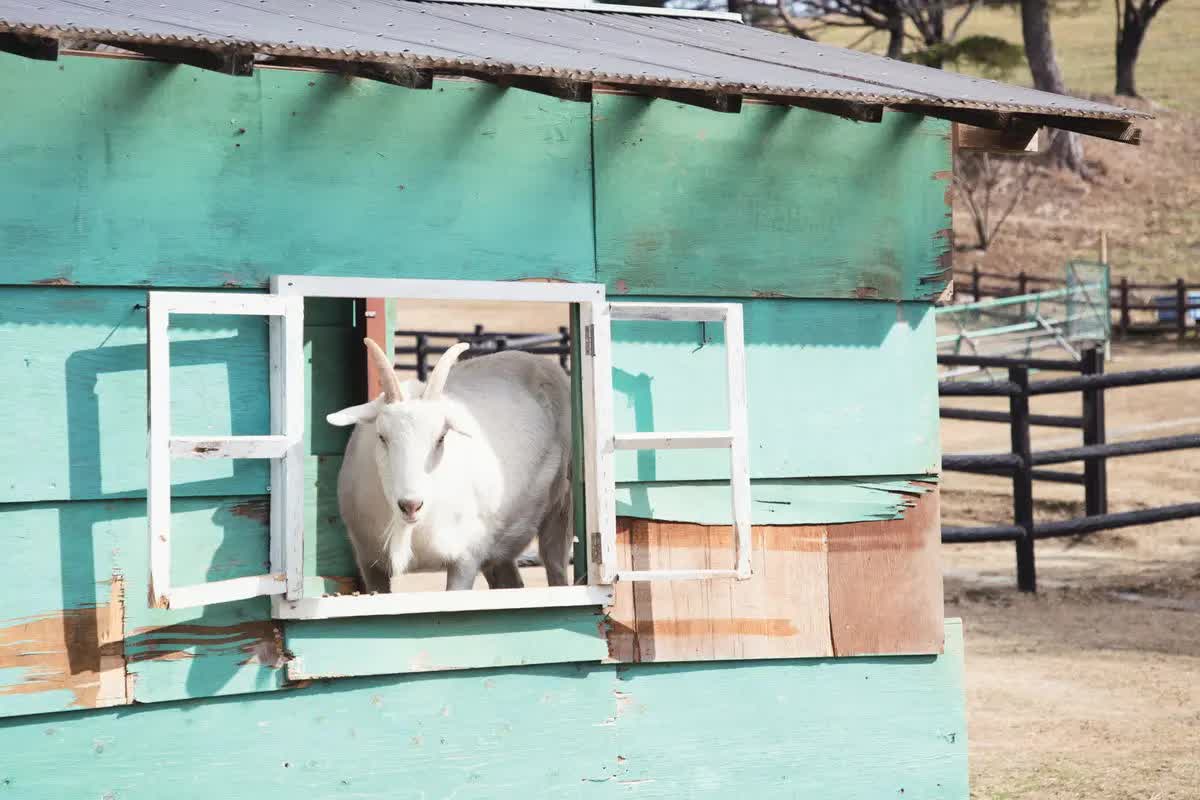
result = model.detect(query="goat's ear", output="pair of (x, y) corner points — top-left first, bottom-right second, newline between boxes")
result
(326, 396), (383, 427)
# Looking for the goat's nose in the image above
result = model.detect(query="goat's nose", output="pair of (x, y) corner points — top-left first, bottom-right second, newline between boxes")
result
(398, 498), (424, 516)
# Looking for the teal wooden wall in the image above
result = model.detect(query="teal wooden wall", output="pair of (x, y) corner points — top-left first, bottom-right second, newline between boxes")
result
(0, 49), (953, 734)
(0, 621), (968, 800)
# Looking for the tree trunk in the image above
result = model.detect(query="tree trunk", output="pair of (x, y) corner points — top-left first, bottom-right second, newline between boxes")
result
(1115, 8), (1149, 96)
(886, 12), (905, 59)
(1020, 0), (1089, 176)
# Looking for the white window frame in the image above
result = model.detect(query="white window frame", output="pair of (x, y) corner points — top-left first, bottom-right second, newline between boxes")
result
(591, 302), (753, 583)
(147, 291), (306, 609)
(147, 276), (752, 620)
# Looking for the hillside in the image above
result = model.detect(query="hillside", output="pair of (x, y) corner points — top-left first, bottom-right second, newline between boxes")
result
(814, 0), (1200, 284)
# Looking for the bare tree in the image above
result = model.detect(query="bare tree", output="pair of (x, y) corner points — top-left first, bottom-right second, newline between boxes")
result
(953, 152), (1036, 251)
(1019, 0), (1088, 176)
(1115, 0), (1170, 96)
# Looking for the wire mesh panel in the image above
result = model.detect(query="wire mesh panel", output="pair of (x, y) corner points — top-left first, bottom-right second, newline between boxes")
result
(937, 262), (1111, 380)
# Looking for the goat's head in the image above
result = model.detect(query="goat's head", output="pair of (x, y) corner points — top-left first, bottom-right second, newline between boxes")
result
(327, 339), (473, 524)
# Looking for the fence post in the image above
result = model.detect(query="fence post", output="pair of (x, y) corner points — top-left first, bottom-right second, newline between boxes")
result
(1081, 347), (1108, 516)
(415, 333), (428, 381)
(1009, 366), (1037, 592)
(558, 326), (570, 371)
(1178, 278), (1188, 341)
(1018, 271), (1028, 296)
(1118, 277), (1130, 338)
(972, 266), (981, 302)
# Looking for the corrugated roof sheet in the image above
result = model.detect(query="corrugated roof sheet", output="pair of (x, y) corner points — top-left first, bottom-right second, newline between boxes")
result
(0, 0), (1145, 131)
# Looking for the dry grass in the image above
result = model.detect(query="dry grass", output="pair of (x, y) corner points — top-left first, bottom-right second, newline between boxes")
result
(813, 0), (1200, 284)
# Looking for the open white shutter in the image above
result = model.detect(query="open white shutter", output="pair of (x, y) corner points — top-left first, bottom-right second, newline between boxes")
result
(147, 291), (305, 609)
(582, 300), (752, 584)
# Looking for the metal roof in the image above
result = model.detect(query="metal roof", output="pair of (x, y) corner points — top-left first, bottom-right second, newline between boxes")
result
(0, 0), (1146, 140)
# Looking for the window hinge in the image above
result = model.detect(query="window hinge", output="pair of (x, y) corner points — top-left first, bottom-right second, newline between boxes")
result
(583, 324), (595, 356)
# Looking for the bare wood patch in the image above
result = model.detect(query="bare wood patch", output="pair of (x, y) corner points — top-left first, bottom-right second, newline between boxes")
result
(127, 621), (286, 668)
(0, 578), (127, 709)
(827, 490), (944, 657)
(607, 518), (832, 663)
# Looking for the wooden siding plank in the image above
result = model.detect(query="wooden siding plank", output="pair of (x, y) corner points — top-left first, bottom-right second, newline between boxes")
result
(0, 623), (967, 799)
(0, 495), (286, 718)
(607, 518), (833, 663)
(0, 663), (619, 800)
(827, 486), (946, 656)
(609, 620), (968, 799)
(0, 288), (357, 504)
(285, 607), (607, 680)
(614, 477), (938, 525)
(0, 54), (594, 288)
(611, 299), (940, 480)
(594, 96), (952, 301)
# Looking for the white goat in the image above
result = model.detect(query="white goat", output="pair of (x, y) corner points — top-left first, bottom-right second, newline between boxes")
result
(326, 339), (573, 592)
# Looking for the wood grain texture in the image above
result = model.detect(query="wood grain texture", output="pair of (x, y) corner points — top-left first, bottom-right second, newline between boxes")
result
(827, 485), (945, 656)
(0, 622), (968, 800)
(0, 54), (594, 288)
(607, 518), (834, 662)
(286, 607), (607, 680)
(611, 299), (940, 480)
(594, 96), (952, 301)
(608, 485), (944, 661)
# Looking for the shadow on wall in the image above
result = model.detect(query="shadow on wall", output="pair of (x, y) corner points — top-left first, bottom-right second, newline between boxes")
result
(61, 310), (275, 698)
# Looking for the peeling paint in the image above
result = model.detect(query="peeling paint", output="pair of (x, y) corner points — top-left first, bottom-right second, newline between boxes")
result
(31, 276), (75, 286)
(126, 621), (285, 668)
(0, 578), (126, 709)
(229, 498), (270, 524)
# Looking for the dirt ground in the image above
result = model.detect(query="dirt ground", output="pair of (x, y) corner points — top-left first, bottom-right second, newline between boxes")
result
(941, 340), (1200, 799)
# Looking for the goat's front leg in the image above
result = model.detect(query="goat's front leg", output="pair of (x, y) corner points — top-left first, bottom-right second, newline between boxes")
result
(445, 557), (481, 591)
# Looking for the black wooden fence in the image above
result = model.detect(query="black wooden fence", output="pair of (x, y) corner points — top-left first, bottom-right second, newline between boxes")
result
(953, 267), (1200, 339)
(940, 349), (1200, 591)
(395, 325), (571, 379)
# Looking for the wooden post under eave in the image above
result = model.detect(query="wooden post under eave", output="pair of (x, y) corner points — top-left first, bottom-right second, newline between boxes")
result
(366, 297), (389, 398)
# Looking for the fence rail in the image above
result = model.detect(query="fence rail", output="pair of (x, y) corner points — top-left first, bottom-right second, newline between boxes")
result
(394, 325), (571, 378)
(953, 267), (1200, 339)
(939, 346), (1200, 591)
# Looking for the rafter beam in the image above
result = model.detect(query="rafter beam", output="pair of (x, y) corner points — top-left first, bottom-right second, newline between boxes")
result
(953, 122), (1041, 155)
(629, 85), (742, 114)
(260, 55), (433, 89)
(895, 102), (1141, 147)
(495, 74), (592, 102)
(104, 41), (254, 76)
(1015, 113), (1141, 145)
(0, 31), (58, 61)
(891, 103), (1012, 130)
(760, 95), (883, 122)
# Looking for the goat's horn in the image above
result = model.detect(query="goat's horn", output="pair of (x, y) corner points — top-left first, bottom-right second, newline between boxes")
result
(364, 338), (405, 403)
(424, 342), (469, 400)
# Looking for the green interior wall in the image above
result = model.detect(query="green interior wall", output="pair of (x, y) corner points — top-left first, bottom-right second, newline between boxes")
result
(0, 49), (953, 731)
(0, 621), (969, 800)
